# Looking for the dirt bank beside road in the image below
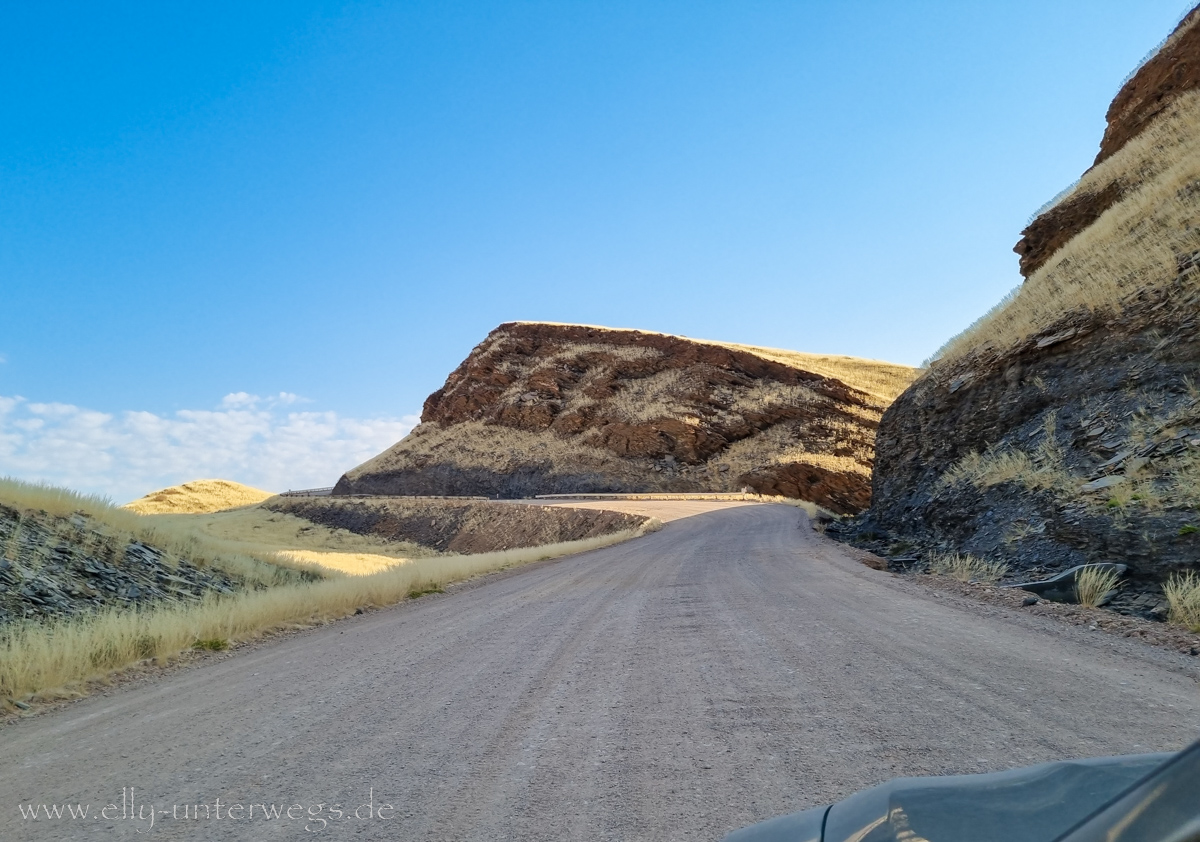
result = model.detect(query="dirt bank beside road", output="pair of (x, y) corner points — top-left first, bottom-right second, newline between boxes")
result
(267, 495), (648, 554)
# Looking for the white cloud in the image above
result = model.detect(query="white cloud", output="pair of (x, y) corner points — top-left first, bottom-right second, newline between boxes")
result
(0, 393), (418, 504)
(219, 391), (309, 409)
(220, 391), (261, 408)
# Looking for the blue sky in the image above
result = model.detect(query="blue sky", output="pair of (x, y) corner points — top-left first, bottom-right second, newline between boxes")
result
(0, 0), (1191, 500)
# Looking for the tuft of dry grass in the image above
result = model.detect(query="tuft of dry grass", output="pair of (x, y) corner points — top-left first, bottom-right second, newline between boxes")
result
(1163, 571), (1200, 631)
(936, 412), (1077, 497)
(928, 552), (1009, 584)
(124, 479), (274, 514)
(936, 448), (1076, 496)
(0, 524), (658, 705)
(1, 476), (134, 524)
(930, 90), (1200, 366)
(1075, 566), (1122, 608)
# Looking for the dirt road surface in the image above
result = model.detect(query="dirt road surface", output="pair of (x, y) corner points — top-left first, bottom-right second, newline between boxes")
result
(3, 503), (1198, 841)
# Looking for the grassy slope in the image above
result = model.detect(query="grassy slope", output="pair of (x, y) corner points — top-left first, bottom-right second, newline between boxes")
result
(929, 90), (1200, 366)
(0, 478), (312, 586)
(122, 478), (439, 576)
(142, 507), (436, 576)
(878, 81), (1200, 634)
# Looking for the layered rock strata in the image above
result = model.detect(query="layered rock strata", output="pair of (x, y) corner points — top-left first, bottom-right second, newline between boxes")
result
(336, 323), (916, 514)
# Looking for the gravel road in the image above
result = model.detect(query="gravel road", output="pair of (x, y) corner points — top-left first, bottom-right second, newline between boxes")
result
(3, 502), (1198, 841)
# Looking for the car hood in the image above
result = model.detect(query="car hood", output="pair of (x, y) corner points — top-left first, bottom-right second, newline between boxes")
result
(724, 752), (1170, 842)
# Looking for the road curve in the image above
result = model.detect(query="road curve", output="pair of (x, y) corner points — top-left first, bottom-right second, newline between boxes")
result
(2, 503), (1198, 841)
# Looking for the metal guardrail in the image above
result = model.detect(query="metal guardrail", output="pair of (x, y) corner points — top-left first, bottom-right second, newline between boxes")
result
(277, 490), (490, 501)
(278, 490), (763, 502)
(339, 494), (489, 501)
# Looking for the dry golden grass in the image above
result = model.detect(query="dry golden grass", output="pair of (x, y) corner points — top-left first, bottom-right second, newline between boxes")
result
(1, 476), (143, 525)
(1076, 566), (1122, 608)
(0, 524), (657, 705)
(716, 342), (918, 402)
(1167, 450), (1200, 506)
(356, 418), (872, 503)
(512, 321), (919, 403)
(140, 506), (435, 576)
(769, 497), (831, 520)
(352, 421), (621, 479)
(728, 381), (821, 415)
(936, 414), (1077, 497)
(597, 368), (689, 424)
(1163, 571), (1200, 631)
(715, 422), (872, 480)
(936, 449), (1078, 497)
(931, 91), (1200, 365)
(273, 550), (411, 576)
(124, 479), (274, 514)
(0, 477), (311, 587)
(598, 370), (826, 427)
(928, 552), (1010, 584)
(938, 396), (1200, 515)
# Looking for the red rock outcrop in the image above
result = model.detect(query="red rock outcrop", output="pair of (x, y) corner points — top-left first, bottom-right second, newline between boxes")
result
(1014, 5), (1200, 277)
(1097, 7), (1200, 166)
(335, 323), (915, 514)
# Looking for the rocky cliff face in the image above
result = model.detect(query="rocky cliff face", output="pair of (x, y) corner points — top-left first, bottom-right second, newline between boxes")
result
(861, 6), (1200, 616)
(335, 323), (916, 514)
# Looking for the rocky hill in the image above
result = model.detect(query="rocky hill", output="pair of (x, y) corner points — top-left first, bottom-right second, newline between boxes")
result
(856, 6), (1200, 616)
(335, 323), (917, 514)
